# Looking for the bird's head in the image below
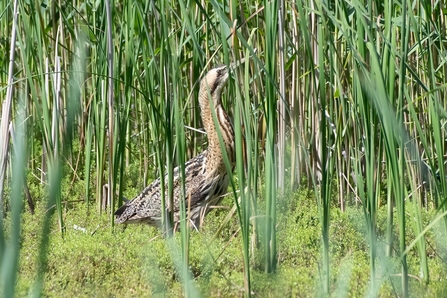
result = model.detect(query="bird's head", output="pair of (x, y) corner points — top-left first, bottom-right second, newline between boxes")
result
(200, 65), (229, 100)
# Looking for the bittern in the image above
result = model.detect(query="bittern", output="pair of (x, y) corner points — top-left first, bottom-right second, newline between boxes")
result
(114, 64), (235, 229)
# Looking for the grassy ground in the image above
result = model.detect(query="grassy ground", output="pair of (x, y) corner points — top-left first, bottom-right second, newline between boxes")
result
(10, 182), (447, 297)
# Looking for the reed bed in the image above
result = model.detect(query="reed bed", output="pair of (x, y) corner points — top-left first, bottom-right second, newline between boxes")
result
(1, 0), (446, 296)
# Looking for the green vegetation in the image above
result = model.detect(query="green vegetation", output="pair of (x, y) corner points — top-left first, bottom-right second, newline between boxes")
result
(11, 182), (447, 297)
(1, 0), (447, 297)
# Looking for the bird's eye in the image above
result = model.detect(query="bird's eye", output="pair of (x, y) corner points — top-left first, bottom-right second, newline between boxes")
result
(217, 67), (226, 77)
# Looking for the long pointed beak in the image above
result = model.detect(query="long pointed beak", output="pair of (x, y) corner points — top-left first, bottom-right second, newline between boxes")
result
(230, 57), (246, 70)
(229, 49), (256, 70)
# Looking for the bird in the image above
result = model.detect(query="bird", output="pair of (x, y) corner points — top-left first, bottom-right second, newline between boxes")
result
(114, 64), (235, 229)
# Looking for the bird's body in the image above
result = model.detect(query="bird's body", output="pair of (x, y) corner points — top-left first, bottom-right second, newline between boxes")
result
(115, 65), (235, 228)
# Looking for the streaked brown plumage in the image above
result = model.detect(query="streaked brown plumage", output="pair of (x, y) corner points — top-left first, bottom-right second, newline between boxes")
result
(114, 65), (235, 228)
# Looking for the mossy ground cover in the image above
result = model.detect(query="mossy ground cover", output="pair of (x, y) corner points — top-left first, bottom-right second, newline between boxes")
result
(9, 184), (447, 297)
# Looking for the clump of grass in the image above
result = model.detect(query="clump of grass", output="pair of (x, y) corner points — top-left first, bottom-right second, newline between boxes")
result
(17, 204), (155, 297)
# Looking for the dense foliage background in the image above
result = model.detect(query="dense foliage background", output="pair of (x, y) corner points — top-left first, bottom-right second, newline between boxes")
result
(1, 0), (447, 296)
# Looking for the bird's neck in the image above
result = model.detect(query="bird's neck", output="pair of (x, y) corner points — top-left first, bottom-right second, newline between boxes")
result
(199, 92), (235, 171)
